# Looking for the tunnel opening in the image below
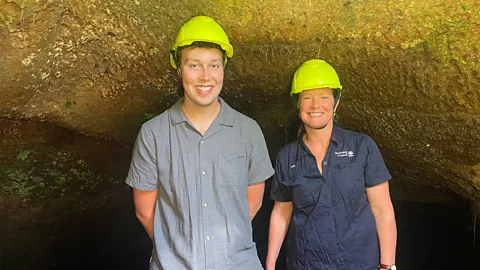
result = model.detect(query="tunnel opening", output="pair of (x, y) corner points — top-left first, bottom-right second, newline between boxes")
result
(0, 118), (479, 270)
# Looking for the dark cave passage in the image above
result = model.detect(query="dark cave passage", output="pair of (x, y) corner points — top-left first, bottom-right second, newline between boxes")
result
(1, 119), (479, 270)
(2, 187), (479, 269)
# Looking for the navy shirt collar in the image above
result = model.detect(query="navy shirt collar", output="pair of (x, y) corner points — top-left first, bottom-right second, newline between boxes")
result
(295, 125), (343, 160)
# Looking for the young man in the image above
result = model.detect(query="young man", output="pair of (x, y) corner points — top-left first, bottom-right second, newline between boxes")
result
(126, 16), (274, 270)
(267, 59), (397, 270)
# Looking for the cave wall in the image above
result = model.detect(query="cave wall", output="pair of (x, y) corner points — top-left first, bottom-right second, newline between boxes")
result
(1, 0), (479, 203)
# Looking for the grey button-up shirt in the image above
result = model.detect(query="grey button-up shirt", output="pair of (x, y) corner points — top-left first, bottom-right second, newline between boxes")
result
(126, 97), (274, 270)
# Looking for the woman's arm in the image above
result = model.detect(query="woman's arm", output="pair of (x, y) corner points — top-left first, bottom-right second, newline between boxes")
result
(266, 201), (293, 270)
(367, 181), (397, 266)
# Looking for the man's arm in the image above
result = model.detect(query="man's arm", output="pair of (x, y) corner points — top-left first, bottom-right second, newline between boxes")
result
(133, 188), (158, 240)
(247, 182), (265, 220)
(266, 201), (293, 270)
(367, 181), (397, 267)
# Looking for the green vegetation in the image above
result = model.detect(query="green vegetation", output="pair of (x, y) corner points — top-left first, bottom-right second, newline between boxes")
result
(65, 100), (77, 109)
(17, 149), (33, 161)
(143, 112), (156, 122)
(0, 147), (109, 203)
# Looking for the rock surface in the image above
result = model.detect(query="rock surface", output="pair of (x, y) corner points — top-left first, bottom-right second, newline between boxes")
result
(1, 0), (479, 204)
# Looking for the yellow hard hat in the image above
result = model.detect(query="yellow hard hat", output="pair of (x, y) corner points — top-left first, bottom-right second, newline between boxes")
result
(170, 16), (233, 69)
(290, 59), (343, 96)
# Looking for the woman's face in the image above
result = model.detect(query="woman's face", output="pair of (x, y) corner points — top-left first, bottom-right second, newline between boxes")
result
(298, 88), (339, 131)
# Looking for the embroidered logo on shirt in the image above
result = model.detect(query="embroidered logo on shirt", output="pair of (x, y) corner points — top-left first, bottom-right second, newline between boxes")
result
(335, 151), (355, 157)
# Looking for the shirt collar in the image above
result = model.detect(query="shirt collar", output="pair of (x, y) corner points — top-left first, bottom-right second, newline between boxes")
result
(295, 125), (343, 160)
(296, 137), (311, 160)
(331, 125), (343, 146)
(169, 97), (235, 127)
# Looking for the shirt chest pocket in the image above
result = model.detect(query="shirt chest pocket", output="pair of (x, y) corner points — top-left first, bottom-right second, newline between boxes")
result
(283, 176), (320, 210)
(216, 153), (247, 188)
(334, 163), (365, 198)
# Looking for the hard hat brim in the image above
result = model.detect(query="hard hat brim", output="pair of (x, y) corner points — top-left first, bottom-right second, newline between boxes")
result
(170, 39), (233, 69)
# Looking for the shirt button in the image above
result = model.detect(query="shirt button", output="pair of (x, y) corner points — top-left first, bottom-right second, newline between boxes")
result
(323, 161), (327, 165)
(206, 236), (211, 241)
(201, 171), (206, 175)
(203, 203), (208, 207)
(201, 140), (205, 144)
(326, 212), (330, 216)
(328, 229), (333, 233)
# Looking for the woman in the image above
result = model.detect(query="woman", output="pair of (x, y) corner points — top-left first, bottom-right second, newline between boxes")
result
(266, 59), (397, 270)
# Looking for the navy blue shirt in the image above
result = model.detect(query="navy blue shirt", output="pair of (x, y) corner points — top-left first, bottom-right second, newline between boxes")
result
(271, 126), (392, 270)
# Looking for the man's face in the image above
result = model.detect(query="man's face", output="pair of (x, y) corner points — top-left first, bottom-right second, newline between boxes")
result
(179, 47), (224, 109)
(299, 88), (339, 130)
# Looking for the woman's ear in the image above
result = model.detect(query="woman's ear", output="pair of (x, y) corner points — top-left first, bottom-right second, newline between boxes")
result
(333, 98), (341, 112)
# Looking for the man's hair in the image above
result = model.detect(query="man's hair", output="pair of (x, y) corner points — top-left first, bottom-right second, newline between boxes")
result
(174, 41), (227, 97)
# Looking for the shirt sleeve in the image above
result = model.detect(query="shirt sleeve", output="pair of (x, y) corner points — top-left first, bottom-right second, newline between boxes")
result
(125, 124), (159, 191)
(364, 136), (392, 188)
(270, 152), (292, 202)
(246, 122), (275, 186)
